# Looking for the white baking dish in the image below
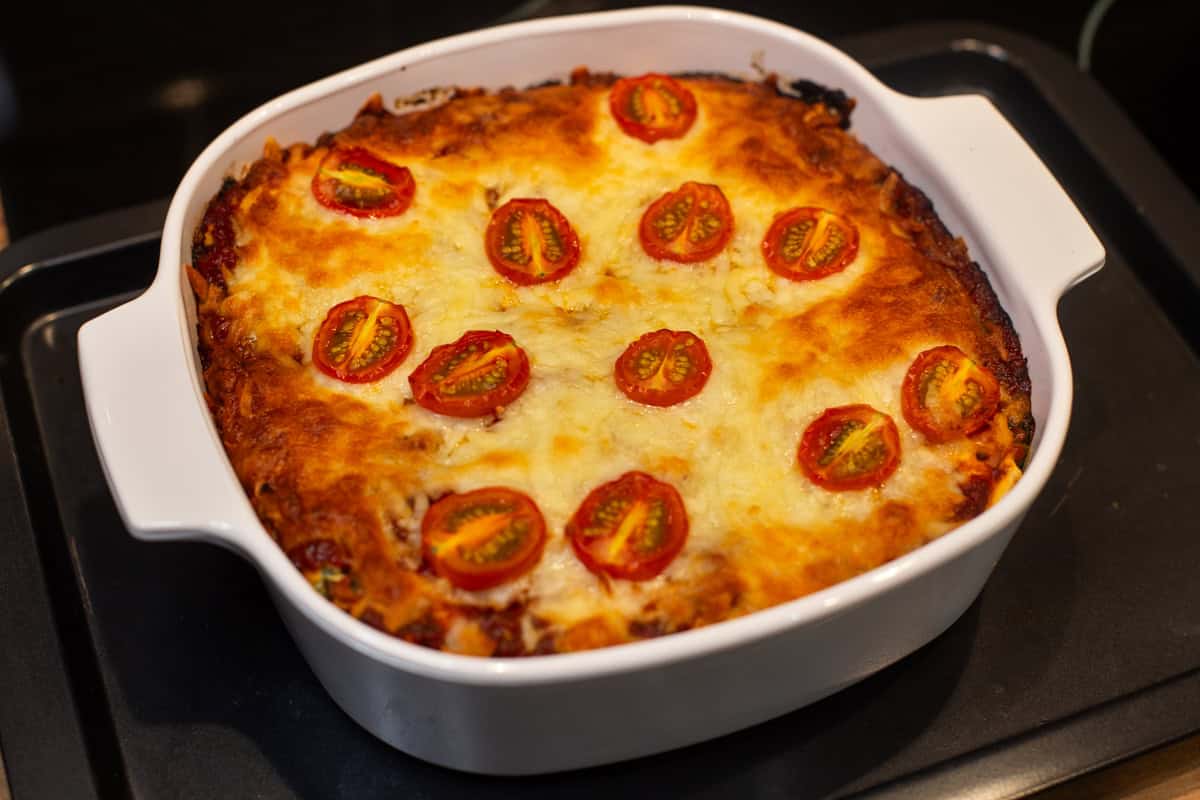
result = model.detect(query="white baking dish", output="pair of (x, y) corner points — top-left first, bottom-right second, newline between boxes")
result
(77, 6), (1103, 775)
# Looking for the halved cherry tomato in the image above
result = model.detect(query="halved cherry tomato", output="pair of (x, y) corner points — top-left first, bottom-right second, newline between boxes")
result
(614, 329), (712, 407)
(609, 73), (698, 143)
(312, 146), (415, 218)
(312, 296), (414, 383)
(798, 405), (901, 491)
(901, 345), (1001, 442)
(762, 207), (859, 281)
(422, 487), (547, 591)
(485, 198), (581, 285)
(408, 330), (531, 418)
(566, 471), (688, 581)
(639, 182), (733, 263)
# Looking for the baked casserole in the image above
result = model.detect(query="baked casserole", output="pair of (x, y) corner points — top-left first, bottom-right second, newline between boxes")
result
(186, 70), (1032, 657)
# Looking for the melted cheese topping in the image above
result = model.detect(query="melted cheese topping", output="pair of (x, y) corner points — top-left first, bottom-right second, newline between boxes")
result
(198, 76), (1031, 655)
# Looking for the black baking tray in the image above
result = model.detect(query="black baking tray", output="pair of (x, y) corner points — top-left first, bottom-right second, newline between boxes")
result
(2, 24), (1199, 800)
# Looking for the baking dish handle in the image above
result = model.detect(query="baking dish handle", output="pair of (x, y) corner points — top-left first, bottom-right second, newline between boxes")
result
(78, 285), (257, 545)
(893, 92), (1105, 300)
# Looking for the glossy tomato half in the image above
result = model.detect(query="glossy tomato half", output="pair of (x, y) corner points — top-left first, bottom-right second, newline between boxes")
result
(639, 181), (733, 263)
(609, 73), (698, 143)
(312, 296), (414, 383)
(312, 146), (415, 218)
(422, 487), (547, 591)
(408, 330), (531, 418)
(485, 198), (581, 285)
(798, 405), (901, 491)
(566, 471), (688, 581)
(614, 329), (712, 407)
(901, 345), (1001, 442)
(762, 207), (859, 281)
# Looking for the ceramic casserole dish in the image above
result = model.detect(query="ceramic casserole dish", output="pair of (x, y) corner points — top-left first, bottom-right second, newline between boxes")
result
(77, 5), (1104, 775)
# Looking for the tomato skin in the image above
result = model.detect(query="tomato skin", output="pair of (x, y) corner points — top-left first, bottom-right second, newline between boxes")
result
(639, 182), (734, 263)
(311, 146), (415, 218)
(566, 471), (688, 581)
(798, 405), (902, 491)
(614, 329), (712, 407)
(485, 198), (581, 285)
(312, 296), (414, 384)
(901, 346), (1001, 442)
(422, 488), (547, 591)
(610, 73), (697, 143)
(762, 207), (859, 281)
(408, 330), (531, 418)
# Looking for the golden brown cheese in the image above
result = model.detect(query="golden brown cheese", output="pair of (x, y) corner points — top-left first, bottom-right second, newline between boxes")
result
(189, 72), (1032, 656)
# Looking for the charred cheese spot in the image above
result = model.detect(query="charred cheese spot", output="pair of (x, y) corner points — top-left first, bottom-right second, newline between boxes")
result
(195, 75), (1032, 655)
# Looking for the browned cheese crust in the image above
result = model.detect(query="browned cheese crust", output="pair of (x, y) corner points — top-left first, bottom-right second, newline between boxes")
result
(188, 72), (1032, 656)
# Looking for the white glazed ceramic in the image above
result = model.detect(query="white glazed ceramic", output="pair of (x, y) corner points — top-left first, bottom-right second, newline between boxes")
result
(78, 6), (1104, 775)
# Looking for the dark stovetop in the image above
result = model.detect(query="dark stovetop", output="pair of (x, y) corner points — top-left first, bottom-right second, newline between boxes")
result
(0, 0), (1198, 238)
